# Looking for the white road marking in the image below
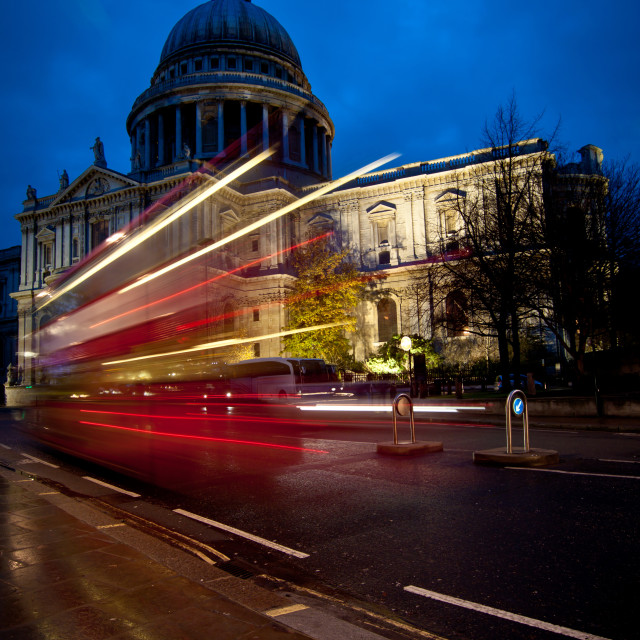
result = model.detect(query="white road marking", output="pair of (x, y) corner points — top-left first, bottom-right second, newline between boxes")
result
(0, 443), (11, 449)
(82, 476), (141, 497)
(97, 523), (127, 529)
(174, 508), (310, 559)
(404, 585), (611, 640)
(19, 454), (59, 468)
(597, 458), (640, 465)
(505, 467), (640, 480)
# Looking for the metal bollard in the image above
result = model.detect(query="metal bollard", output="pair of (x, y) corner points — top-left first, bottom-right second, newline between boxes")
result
(392, 393), (416, 445)
(505, 389), (529, 453)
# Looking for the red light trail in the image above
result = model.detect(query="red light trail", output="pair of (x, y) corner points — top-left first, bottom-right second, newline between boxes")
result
(89, 232), (332, 330)
(78, 418), (329, 453)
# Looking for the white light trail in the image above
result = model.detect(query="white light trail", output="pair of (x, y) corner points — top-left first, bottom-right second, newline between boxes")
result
(297, 404), (486, 413)
(37, 149), (274, 311)
(119, 153), (400, 294)
(102, 321), (347, 366)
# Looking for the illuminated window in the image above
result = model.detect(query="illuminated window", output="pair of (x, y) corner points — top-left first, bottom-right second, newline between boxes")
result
(377, 298), (397, 342)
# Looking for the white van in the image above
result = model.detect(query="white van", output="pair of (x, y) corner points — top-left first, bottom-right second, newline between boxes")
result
(226, 357), (335, 401)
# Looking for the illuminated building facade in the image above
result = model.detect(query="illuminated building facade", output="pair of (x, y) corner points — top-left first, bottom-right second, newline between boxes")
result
(11, 0), (602, 383)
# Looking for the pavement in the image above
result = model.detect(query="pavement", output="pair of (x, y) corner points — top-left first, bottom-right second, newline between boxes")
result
(0, 464), (412, 640)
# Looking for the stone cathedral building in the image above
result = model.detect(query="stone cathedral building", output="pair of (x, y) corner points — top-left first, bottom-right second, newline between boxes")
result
(11, 0), (601, 384)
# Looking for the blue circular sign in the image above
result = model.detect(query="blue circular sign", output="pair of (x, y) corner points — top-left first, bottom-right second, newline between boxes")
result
(513, 398), (524, 416)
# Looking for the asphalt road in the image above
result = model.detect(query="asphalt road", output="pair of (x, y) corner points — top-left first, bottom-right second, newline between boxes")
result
(1, 403), (639, 640)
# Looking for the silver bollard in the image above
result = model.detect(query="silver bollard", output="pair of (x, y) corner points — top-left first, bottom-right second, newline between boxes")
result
(392, 393), (416, 445)
(505, 389), (529, 454)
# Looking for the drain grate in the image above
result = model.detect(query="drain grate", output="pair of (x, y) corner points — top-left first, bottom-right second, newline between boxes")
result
(218, 561), (255, 580)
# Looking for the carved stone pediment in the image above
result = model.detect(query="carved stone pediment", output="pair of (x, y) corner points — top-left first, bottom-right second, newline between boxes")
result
(367, 200), (397, 221)
(36, 225), (56, 242)
(306, 212), (334, 228)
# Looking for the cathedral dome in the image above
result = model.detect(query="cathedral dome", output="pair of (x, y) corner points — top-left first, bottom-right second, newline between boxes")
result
(160, 0), (302, 68)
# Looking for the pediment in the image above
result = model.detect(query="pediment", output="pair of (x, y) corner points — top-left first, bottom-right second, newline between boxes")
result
(36, 225), (56, 241)
(50, 166), (140, 207)
(306, 212), (334, 228)
(435, 188), (466, 204)
(220, 208), (240, 228)
(367, 200), (397, 220)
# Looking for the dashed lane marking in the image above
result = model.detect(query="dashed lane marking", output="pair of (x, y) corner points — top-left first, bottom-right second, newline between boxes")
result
(505, 467), (640, 480)
(82, 476), (141, 497)
(174, 508), (310, 559)
(19, 454), (59, 468)
(404, 585), (611, 640)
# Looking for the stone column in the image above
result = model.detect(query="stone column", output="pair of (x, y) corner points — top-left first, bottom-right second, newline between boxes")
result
(144, 119), (151, 170)
(282, 110), (290, 163)
(217, 101), (224, 154)
(320, 129), (327, 178)
(157, 112), (165, 165)
(327, 138), (332, 179)
(240, 101), (248, 156)
(262, 104), (269, 151)
(312, 123), (319, 173)
(195, 101), (203, 157)
(175, 106), (182, 161)
(299, 114), (306, 167)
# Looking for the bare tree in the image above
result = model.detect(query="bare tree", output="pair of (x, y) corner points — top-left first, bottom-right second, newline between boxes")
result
(431, 97), (554, 389)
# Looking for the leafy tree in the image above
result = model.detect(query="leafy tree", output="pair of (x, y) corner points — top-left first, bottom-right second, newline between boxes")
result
(366, 334), (441, 374)
(283, 234), (378, 367)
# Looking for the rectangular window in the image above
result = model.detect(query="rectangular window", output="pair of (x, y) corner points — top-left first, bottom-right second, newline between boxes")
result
(275, 67), (282, 79)
(194, 59), (203, 71)
(210, 57), (219, 70)
(244, 59), (253, 71)
(91, 220), (109, 249)
(180, 62), (188, 75)
(227, 57), (237, 70)
(261, 62), (269, 74)
(251, 236), (259, 252)
(253, 308), (260, 322)
(377, 221), (389, 245)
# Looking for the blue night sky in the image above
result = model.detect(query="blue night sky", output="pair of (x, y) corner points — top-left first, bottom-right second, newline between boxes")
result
(1, 0), (638, 250)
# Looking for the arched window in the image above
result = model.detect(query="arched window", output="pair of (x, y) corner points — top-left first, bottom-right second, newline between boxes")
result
(377, 298), (397, 343)
(445, 291), (468, 337)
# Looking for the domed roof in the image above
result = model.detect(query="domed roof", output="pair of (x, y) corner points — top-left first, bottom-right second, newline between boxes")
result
(160, 0), (302, 68)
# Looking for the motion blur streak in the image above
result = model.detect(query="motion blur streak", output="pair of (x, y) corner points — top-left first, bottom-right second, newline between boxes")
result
(90, 232), (332, 330)
(101, 321), (348, 366)
(298, 404), (486, 413)
(78, 421), (329, 453)
(37, 149), (274, 311)
(120, 153), (400, 294)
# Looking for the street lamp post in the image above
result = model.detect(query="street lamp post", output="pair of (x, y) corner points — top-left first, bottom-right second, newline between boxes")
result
(400, 336), (413, 397)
